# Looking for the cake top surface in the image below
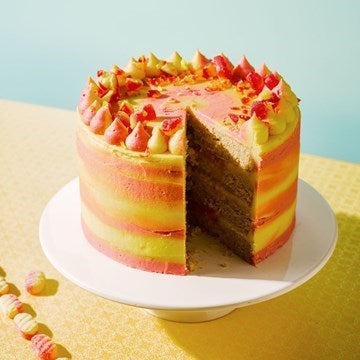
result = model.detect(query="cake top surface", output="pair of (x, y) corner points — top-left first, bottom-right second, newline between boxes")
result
(78, 51), (300, 160)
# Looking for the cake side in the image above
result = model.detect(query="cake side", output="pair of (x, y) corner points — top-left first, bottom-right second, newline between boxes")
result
(251, 121), (300, 263)
(76, 50), (300, 273)
(77, 119), (187, 274)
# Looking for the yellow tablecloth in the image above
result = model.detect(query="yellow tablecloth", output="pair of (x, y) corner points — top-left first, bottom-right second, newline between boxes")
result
(1, 99), (359, 359)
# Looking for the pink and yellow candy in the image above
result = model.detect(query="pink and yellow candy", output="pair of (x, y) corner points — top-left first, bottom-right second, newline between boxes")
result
(13, 312), (39, 339)
(31, 334), (57, 360)
(25, 271), (46, 295)
(0, 293), (23, 319)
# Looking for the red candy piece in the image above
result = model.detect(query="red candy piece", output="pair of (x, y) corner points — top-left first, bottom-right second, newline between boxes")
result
(228, 113), (241, 124)
(246, 72), (264, 94)
(133, 104), (157, 122)
(250, 101), (268, 120)
(119, 101), (134, 117)
(142, 104), (156, 120)
(147, 89), (162, 98)
(125, 77), (143, 91)
(161, 117), (182, 135)
(213, 54), (234, 79)
(268, 92), (280, 104)
(264, 72), (280, 90)
(97, 82), (109, 98)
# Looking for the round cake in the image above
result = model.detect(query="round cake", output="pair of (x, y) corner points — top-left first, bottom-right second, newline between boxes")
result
(77, 50), (300, 275)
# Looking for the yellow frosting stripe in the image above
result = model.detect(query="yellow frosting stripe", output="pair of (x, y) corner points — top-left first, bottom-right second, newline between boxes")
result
(254, 166), (298, 210)
(81, 203), (186, 264)
(253, 200), (296, 252)
(79, 166), (185, 231)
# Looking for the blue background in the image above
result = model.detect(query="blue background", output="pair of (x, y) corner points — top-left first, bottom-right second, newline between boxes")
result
(1, 0), (359, 163)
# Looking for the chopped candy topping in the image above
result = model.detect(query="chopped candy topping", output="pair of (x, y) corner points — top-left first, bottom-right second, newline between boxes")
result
(147, 89), (162, 98)
(78, 51), (300, 148)
(246, 72), (264, 94)
(110, 65), (125, 75)
(250, 101), (268, 120)
(228, 113), (241, 123)
(131, 103), (157, 124)
(264, 72), (280, 90)
(213, 54), (234, 79)
(268, 92), (280, 104)
(125, 77), (143, 91)
(161, 117), (182, 136)
(97, 82), (109, 98)
(142, 104), (157, 120)
(202, 63), (217, 79)
(119, 100), (134, 117)
(115, 110), (130, 127)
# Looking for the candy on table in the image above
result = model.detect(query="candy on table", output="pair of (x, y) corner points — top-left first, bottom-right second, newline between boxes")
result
(31, 334), (57, 360)
(13, 312), (39, 339)
(0, 275), (10, 295)
(0, 293), (23, 319)
(25, 270), (46, 295)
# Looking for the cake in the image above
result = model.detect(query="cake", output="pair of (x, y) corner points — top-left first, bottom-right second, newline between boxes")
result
(77, 50), (300, 275)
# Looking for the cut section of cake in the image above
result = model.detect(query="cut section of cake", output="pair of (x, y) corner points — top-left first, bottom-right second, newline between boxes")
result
(77, 51), (300, 275)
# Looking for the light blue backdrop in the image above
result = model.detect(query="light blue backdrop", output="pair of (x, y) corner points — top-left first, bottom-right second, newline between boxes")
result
(1, 0), (359, 163)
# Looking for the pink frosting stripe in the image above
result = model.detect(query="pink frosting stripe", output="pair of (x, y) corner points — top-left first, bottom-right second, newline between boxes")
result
(82, 219), (187, 275)
(259, 122), (300, 167)
(255, 179), (298, 221)
(251, 217), (296, 264)
(80, 180), (185, 239)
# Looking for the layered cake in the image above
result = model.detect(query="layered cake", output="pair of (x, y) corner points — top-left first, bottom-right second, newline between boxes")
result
(77, 50), (300, 275)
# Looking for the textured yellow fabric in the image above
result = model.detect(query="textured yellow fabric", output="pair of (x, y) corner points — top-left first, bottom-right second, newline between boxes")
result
(1, 99), (359, 359)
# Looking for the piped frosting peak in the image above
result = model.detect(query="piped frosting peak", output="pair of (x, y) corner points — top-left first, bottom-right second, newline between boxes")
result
(78, 51), (300, 155)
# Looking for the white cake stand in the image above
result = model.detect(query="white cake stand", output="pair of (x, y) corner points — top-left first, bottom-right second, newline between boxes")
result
(39, 178), (337, 322)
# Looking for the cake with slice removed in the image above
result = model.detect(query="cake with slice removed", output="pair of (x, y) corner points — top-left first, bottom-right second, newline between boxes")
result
(77, 50), (300, 275)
